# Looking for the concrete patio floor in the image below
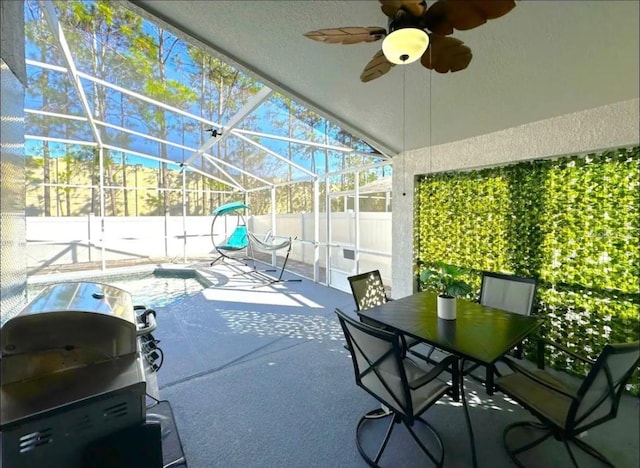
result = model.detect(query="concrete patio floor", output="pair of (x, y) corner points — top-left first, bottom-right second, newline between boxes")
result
(149, 261), (639, 468)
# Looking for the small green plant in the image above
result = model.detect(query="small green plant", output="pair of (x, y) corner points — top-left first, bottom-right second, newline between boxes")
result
(418, 261), (472, 298)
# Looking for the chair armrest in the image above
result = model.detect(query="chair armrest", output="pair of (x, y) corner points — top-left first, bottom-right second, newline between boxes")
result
(408, 354), (458, 390)
(499, 356), (579, 400)
(536, 338), (596, 369)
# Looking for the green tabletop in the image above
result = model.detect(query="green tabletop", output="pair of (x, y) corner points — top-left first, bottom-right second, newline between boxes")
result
(358, 291), (542, 365)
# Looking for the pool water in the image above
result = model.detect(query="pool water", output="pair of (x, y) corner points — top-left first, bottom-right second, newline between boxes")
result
(26, 272), (205, 310)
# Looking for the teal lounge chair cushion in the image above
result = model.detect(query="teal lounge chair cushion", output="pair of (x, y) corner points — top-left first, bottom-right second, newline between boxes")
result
(220, 225), (248, 250)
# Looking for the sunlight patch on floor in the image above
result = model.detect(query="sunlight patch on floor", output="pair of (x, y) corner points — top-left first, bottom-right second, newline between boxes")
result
(219, 309), (343, 341)
(201, 287), (323, 308)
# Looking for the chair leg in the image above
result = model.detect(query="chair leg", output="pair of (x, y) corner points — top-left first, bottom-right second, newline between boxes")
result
(406, 416), (444, 467)
(503, 421), (555, 468)
(211, 252), (249, 267)
(571, 436), (615, 467)
(504, 421), (615, 468)
(356, 411), (396, 467)
(356, 410), (444, 467)
(563, 438), (581, 467)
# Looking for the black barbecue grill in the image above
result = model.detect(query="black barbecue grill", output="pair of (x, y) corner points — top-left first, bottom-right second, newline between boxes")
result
(1, 281), (164, 468)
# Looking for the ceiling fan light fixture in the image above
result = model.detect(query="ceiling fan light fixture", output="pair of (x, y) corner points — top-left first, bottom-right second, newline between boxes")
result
(382, 27), (429, 65)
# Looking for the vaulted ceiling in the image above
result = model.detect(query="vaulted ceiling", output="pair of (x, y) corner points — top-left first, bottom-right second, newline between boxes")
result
(126, 1), (640, 156)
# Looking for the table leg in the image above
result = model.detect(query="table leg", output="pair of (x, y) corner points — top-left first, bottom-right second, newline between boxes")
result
(449, 358), (460, 402)
(460, 359), (478, 468)
(485, 364), (494, 396)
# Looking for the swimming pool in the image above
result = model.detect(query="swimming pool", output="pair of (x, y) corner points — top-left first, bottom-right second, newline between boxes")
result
(24, 271), (205, 314)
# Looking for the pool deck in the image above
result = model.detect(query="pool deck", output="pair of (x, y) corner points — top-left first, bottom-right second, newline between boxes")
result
(16, 260), (640, 467)
(150, 261), (638, 468)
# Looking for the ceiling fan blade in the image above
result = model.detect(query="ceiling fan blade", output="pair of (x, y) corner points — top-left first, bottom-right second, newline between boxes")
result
(420, 35), (472, 73)
(422, 0), (516, 36)
(379, 0), (427, 19)
(304, 27), (386, 45)
(360, 50), (396, 83)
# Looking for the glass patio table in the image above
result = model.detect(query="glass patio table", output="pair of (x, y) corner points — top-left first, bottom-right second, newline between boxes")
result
(357, 290), (543, 467)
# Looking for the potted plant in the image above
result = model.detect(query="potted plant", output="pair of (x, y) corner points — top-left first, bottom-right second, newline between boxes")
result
(418, 261), (472, 320)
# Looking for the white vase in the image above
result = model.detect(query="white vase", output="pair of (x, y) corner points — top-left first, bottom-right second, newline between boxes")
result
(437, 295), (456, 320)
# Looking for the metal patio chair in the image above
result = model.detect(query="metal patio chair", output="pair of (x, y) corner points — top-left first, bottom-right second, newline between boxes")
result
(495, 340), (640, 467)
(347, 270), (391, 313)
(336, 308), (459, 467)
(463, 271), (537, 386)
(347, 270), (436, 364)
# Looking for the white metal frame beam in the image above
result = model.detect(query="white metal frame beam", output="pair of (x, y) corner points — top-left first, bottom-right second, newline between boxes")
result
(232, 128), (354, 153)
(25, 132), (243, 190)
(199, 154), (246, 192)
(39, 1), (102, 146)
(25, 135), (98, 147)
(26, 60), (386, 180)
(201, 153), (272, 188)
(99, 144), (243, 191)
(94, 120), (260, 188)
(77, 69), (222, 130)
(25, 52), (385, 204)
(183, 86), (273, 167)
(26, 107), (272, 188)
(125, 0), (395, 157)
(234, 132), (316, 179)
(25, 109), (87, 122)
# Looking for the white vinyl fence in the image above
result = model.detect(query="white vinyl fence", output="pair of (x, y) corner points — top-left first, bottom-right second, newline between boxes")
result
(26, 213), (392, 284)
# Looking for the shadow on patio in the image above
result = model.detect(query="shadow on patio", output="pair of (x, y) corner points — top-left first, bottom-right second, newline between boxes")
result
(154, 262), (639, 468)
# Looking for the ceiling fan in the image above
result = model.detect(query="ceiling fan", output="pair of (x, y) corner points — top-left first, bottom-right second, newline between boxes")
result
(304, 0), (516, 82)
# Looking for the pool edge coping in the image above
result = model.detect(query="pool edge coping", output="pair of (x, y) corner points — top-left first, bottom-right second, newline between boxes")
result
(27, 263), (214, 289)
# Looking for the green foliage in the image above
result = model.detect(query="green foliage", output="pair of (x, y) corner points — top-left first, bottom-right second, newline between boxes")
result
(417, 261), (472, 298)
(414, 146), (640, 394)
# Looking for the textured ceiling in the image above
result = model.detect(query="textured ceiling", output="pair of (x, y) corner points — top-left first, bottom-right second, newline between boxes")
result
(126, 0), (640, 156)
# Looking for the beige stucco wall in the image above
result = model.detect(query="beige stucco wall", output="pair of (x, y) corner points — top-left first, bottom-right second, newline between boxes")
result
(391, 98), (640, 299)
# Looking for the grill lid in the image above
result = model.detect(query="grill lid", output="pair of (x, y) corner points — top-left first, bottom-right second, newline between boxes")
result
(18, 281), (135, 320)
(1, 282), (137, 359)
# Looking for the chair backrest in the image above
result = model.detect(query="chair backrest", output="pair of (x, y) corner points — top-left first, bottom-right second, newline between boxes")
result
(348, 270), (388, 312)
(336, 309), (414, 420)
(479, 271), (536, 316)
(569, 341), (640, 433)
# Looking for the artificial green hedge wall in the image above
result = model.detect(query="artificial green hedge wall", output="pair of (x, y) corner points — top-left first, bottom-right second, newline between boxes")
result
(414, 146), (639, 394)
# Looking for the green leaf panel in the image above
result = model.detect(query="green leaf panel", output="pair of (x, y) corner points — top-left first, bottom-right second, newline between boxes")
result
(414, 146), (640, 394)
